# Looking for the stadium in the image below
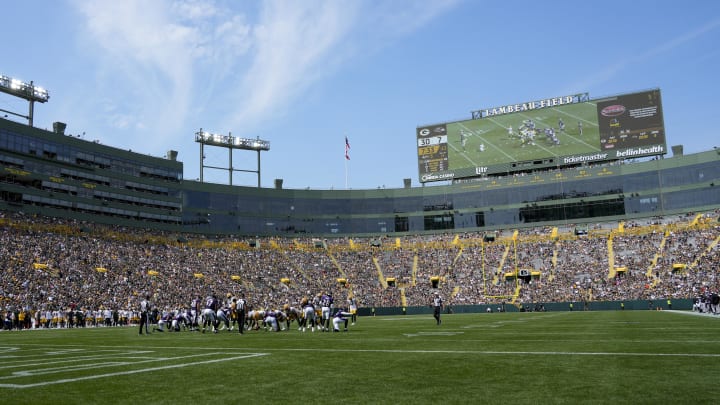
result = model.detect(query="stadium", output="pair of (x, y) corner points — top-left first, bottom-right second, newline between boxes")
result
(2, 75), (720, 403)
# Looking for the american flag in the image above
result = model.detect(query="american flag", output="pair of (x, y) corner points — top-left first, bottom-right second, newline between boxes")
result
(345, 136), (350, 160)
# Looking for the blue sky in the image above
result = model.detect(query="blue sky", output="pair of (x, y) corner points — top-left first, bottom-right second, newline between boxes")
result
(2, 0), (720, 190)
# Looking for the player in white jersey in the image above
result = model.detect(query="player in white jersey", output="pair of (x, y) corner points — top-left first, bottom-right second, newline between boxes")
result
(347, 297), (358, 325)
(223, 293), (235, 330)
(283, 304), (302, 331)
(103, 308), (112, 327)
(301, 300), (317, 332)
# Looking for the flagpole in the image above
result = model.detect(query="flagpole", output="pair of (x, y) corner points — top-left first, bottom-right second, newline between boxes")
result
(344, 136), (350, 189)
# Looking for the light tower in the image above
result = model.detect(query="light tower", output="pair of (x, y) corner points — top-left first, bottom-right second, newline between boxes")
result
(0, 75), (49, 127)
(195, 129), (270, 187)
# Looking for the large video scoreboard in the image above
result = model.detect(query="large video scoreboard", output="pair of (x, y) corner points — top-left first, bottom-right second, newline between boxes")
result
(417, 89), (666, 183)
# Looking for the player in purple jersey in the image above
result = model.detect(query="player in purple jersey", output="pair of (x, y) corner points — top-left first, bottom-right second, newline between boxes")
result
(332, 308), (353, 332)
(190, 296), (201, 331)
(202, 294), (219, 333)
(320, 293), (333, 332)
(264, 309), (280, 332)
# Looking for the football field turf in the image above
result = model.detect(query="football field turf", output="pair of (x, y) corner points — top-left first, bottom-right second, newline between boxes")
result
(2, 310), (719, 404)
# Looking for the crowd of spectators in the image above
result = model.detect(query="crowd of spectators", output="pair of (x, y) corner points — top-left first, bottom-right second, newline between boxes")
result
(2, 209), (719, 329)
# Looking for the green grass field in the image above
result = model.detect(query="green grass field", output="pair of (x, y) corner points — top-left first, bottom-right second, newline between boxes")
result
(3, 310), (720, 404)
(447, 102), (600, 169)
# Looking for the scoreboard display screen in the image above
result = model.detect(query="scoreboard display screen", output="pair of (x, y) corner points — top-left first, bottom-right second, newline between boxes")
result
(417, 89), (666, 183)
(417, 124), (450, 179)
(596, 90), (665, 152)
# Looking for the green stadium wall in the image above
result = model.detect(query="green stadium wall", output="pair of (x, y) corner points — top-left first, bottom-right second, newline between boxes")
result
(358, 299), (694, 316)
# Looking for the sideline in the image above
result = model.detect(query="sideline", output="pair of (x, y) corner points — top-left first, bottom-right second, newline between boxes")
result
(665, 310), (720, 319)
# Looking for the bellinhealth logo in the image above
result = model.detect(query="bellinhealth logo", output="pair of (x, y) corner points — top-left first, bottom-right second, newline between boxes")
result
(615, 145), (664, 157)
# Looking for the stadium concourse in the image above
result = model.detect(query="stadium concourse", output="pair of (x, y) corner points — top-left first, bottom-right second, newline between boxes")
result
(1, 209), (719, 330)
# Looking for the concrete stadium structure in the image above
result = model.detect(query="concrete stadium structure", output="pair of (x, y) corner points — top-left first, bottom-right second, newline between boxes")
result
(1, 117), (719, 237)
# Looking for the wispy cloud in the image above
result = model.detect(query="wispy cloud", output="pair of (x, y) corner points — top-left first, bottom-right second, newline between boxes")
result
(364, 0), (460, 38)
(222, 0), (459, 133)
(220, 0), (358, 132)
(71, 0), (458, 148)
(72, 0), (251, 147)
(641, 18), (720, 60)
(566, 17), (720, 93)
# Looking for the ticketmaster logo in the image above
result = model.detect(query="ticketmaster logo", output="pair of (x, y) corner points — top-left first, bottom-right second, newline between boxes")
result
(563, 153), (608, 164)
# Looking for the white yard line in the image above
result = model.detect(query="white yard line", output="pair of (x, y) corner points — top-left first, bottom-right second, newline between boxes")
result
(458, 121), (516, 162)
(0, 352), (267, 389)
